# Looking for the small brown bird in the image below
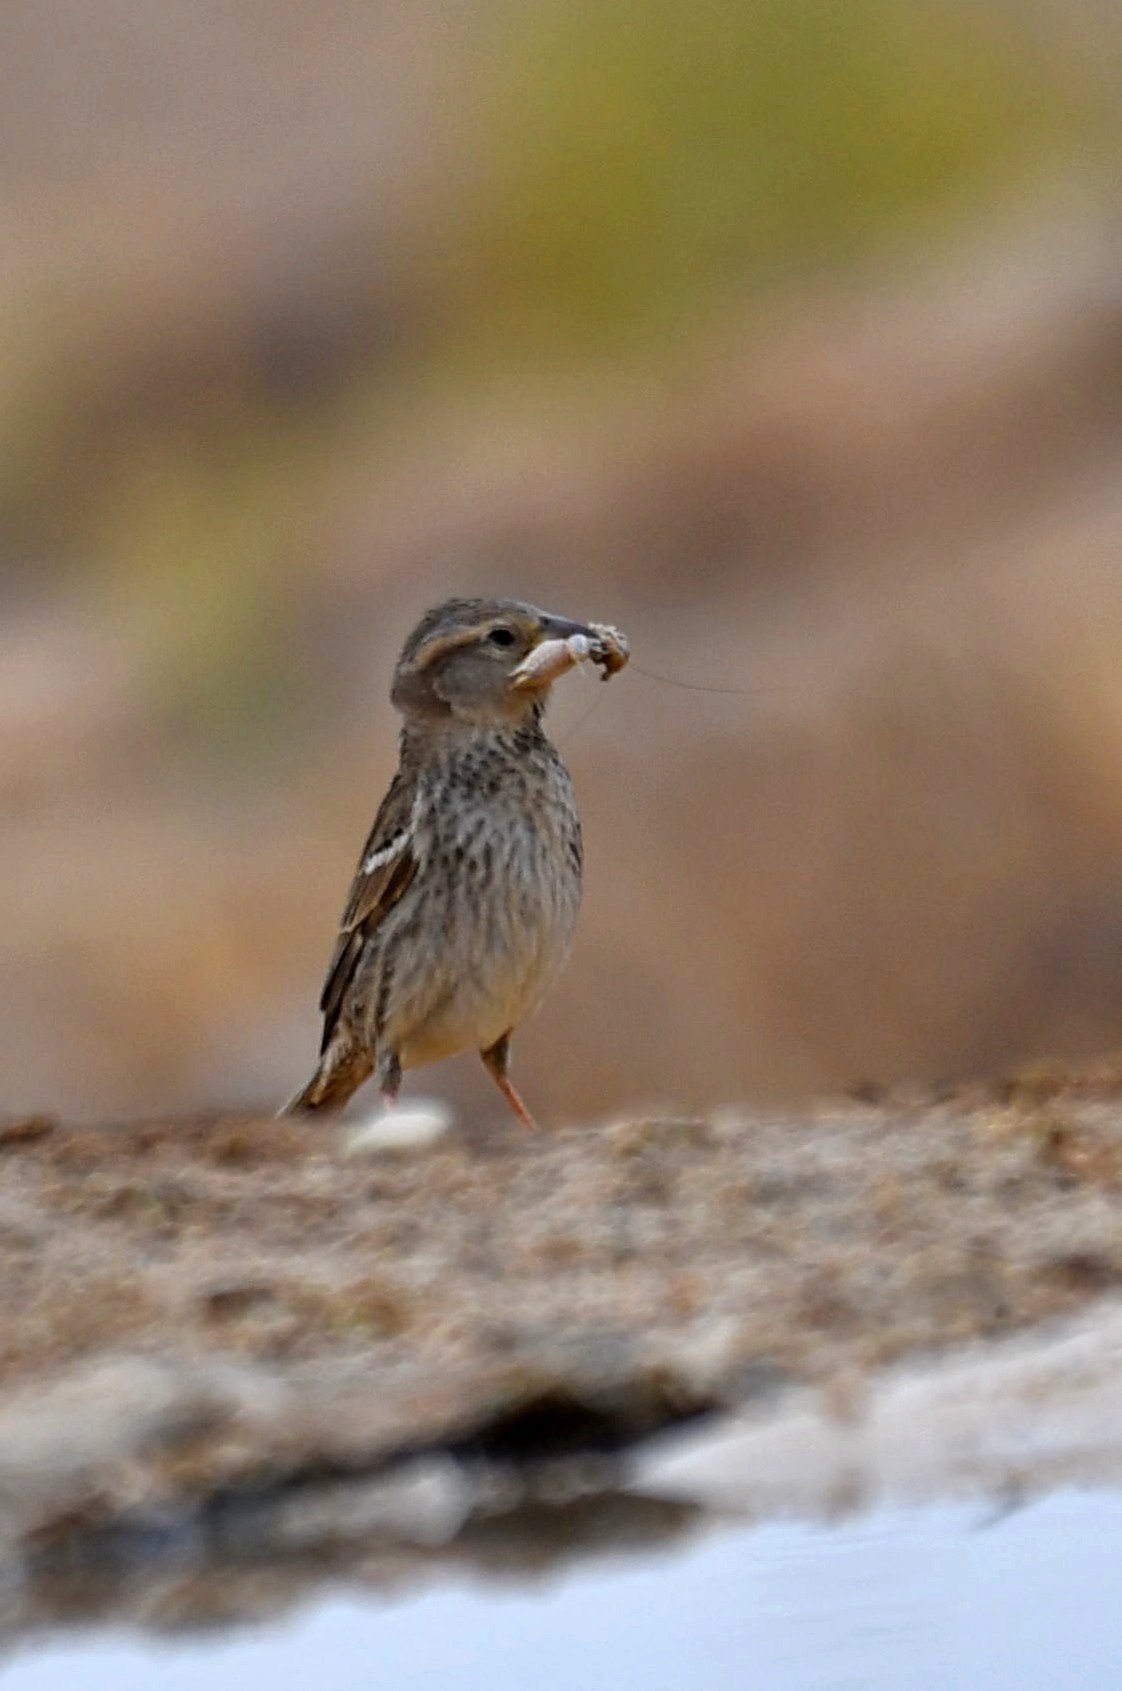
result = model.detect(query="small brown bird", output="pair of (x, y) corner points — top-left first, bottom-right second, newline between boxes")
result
(285, 597), (628, 1127)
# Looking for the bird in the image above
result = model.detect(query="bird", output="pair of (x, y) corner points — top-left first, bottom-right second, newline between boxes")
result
(284, 596), (628, 1128)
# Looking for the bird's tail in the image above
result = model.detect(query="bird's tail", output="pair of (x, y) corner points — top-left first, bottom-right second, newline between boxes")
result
(279, 1045), (372, 1117)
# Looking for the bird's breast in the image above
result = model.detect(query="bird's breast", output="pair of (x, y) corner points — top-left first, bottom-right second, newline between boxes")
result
(383, 743), (582, 1066)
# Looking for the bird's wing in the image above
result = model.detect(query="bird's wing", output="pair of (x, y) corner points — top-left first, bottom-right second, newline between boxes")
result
(319, 770), (420, 1049)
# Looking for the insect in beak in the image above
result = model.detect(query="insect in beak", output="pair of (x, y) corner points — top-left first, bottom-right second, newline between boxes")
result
(510, 632), (592, 690)
(510, 623), (630, 690)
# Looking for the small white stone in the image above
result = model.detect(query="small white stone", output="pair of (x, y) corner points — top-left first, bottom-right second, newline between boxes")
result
(343, 1099), (453, 1156)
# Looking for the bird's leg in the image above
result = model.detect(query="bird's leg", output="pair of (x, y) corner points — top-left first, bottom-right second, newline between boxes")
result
(376, 1050), (402, 1110)
(480, 1033), (539, 1129)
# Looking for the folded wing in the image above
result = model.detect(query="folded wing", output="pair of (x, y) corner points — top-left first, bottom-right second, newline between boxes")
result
(319, 773), (419, 1050)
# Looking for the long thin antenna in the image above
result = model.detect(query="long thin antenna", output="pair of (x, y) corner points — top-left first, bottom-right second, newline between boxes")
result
(630, 660), (794, 697)
(559, 688), (610, 747)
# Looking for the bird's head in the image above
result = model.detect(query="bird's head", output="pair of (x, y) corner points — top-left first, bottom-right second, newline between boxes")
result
(391, 597), (618, 726)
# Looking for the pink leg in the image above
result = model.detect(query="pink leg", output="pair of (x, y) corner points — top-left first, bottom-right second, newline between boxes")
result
(481, 1033), (539, 1130)
(377, 1051), (402, 1110)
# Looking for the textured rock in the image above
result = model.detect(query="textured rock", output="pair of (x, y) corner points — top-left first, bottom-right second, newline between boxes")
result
(2, 1081), (1122, 1561)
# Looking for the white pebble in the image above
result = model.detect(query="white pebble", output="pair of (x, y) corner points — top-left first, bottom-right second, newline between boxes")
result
(343, 1099), (453, 1156)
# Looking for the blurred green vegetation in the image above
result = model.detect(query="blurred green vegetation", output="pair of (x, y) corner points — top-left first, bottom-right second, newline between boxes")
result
(2, 0), (1091, 732)
(462, 0), (1082, 352)
(94, 416), (315, 740)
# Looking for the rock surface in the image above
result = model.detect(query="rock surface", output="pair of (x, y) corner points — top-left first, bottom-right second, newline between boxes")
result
(2, 1077), (1122, 1564)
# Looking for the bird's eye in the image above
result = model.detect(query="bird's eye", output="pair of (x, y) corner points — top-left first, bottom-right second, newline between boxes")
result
(488, 627), (516, 647)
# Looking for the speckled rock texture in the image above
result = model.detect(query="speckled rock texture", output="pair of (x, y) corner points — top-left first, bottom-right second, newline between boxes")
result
(2, 1072), (1122, 1559)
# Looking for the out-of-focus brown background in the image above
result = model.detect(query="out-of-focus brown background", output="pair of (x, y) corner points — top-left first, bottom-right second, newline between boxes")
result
(6, 0), (1122, 1122)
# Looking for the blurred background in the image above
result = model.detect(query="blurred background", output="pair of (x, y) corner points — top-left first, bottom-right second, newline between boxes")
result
(6, 0), (1122, 1122)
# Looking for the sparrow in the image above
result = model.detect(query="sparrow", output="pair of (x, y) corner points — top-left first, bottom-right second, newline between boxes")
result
(285, 597), (629, 1127)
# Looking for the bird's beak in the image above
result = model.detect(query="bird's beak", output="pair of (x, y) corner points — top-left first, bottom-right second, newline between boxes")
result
(537, 614), (599, 644)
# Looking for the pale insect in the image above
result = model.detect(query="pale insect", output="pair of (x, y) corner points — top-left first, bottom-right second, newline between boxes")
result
(511, 622), (630, 689)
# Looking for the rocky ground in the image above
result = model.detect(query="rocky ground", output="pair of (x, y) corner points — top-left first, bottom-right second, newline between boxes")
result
(3, 1066), (1122, 1582)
